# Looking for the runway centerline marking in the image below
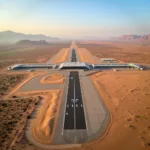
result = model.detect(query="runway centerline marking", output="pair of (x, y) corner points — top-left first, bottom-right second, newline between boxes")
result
(64, 71), (86, 130)
(74, 79), (76, 129)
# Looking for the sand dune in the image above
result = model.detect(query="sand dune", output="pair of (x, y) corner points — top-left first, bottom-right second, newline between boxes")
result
(32, 90), (61, 144)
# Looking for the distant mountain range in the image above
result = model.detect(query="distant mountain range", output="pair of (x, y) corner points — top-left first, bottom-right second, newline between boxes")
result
(120, 34), (150, 41)
(0, 30), (59, 43)
(16, 40), (50, 45)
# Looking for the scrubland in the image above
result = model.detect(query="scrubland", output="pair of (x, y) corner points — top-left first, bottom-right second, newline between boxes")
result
(0, 43), (70, 70)
(0, 74), (26, 98)
(0, 97), (40, 150)
(77, 41), (150, 64)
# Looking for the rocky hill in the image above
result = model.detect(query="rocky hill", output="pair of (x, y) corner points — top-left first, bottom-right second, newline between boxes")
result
(120, 34), (150, 41)
(0, 30), (59, 43)
(16, 40), (50, 45)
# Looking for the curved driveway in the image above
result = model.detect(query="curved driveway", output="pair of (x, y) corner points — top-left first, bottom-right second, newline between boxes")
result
(19, 71), (66, 92)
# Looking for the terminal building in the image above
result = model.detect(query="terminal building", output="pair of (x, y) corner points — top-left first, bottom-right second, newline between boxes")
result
(58, 62), (90, 70)
(92, 63), (141, 69)
(8, 62), (143, 71)
(8, 64), (56, 70)
(100, 58), (118, 63)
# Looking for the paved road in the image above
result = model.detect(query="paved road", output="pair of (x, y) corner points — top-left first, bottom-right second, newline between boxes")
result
(19, 70), (66, 92)
(53, 46), (88, 144)
(54, 42), (110, 144)
(64, 49), (86, 129)
(79, 71), (110, 141)
(71, 49), (77, 62)
(64, 72), (86, 130)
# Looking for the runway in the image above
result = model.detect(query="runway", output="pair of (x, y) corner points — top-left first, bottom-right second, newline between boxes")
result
(71, 49), (77, 62)
(64, 71), (86, 130)
(22, 42), (110, 146)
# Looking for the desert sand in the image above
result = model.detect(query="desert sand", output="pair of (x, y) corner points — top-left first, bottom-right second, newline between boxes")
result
(76, 44), (150, 149)
(85, 70), (150, 150)
(52, 48), (69, 63)
(77, 48), (96, 64)
(29, 90), (62, 144)
(36, 56), (50, 63)
(2, 42), (150, 150)
(0, 44), (70, 70)
(78, 41), (150, 64)
(13, 90), (62, 145)
(40, 74), (65, 84)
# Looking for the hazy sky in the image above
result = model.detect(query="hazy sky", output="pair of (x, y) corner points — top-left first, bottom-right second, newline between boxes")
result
(0, 0), (150, 38)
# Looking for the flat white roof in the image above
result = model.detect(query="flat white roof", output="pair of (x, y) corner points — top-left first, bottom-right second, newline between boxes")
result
(94, 64), (130, 66)
(101, 58), (116, 61)
(59, 62), (90, 69)
(11, 64), (55, 69)
(129, 63), (141, 68)
(93, 63), (142, 69)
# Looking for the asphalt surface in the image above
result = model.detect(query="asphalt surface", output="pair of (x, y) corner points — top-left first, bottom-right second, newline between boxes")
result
(71, 49), (77, 62)
(64, 71), (86, 130)
(19, 70), (65, 92)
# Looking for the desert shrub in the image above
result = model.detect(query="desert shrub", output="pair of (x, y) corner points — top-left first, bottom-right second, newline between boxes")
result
(0, 74), (26, 97)
(27, 115), (31, 119)
(0, 97), (36, 148)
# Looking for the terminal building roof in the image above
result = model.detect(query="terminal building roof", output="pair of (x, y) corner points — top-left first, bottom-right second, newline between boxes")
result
(100, 58), (116, 61)
(58, 62), (90, 69)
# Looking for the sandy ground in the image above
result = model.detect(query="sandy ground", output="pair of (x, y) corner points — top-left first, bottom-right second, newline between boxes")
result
(40, 74), (65, 84)
(36, 56), (50, 63)
(0, 44), (70, 71)
(77, 48), (96, 64)
(32, 90), (62, 144)
(78, 41), (150, 64)
(85, 70), (150, 150)
(15, 90), (62, 145)
(52, 48), (69, 64)
(2, 42), (150, 150)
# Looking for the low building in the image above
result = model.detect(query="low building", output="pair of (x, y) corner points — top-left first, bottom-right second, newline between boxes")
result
(8, 64), (56, 70)
(93, 63), (131, 69)
(8, 62), (143, 71)
(100, 58), (118, 63)
(58, 62), (90, 70)
(129, 63), (143, 70)
(92, 63), (143, 70)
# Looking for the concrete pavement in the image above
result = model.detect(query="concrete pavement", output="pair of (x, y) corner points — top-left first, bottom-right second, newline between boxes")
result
(19, 70), (66, 92)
